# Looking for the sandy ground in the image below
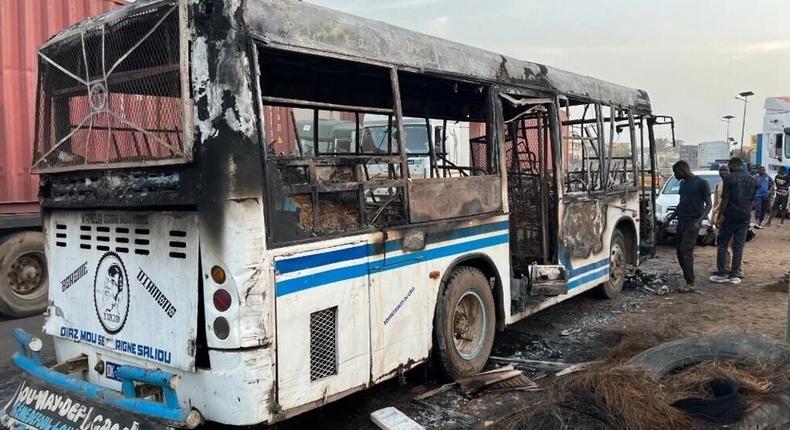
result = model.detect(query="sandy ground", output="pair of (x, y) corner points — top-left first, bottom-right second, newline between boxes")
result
(626, 225), (788, 340)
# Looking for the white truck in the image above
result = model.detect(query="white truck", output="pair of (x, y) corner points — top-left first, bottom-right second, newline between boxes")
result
(761, 96), (790, 173)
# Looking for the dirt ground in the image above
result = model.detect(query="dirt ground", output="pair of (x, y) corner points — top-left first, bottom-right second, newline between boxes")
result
(273, 223), (789, 429)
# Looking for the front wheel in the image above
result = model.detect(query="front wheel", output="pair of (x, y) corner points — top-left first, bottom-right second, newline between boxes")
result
(0, 232), (48, 318)
(434, 267), (496, 379)
(596, 229), (626, 299)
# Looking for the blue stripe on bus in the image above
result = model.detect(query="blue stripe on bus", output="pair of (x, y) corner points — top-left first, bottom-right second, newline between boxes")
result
(275, 220), (509, 275)
(567, 258), (610, 279)
(568, 265), (609, 290)
(276, 233), (509, 297)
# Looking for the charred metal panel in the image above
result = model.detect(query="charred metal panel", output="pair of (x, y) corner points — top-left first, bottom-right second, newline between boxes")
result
(40, 166), (199, 208)
(190, 0), (271, 355)
(562, 199), (606, 259)
(244, 0), (652, 114)
(407, 176), (502, 223)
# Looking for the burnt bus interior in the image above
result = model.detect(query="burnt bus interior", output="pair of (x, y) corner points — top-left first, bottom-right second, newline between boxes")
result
(258, 47), (498, 246)
(256, 45), (660, 268)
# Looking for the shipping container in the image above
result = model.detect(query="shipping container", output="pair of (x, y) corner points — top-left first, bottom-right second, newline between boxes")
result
(697, 141), (729, 168)
(0, 0), (124, 317)
(678, 144), (698, 168)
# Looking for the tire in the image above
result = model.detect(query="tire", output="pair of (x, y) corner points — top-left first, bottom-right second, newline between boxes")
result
(629, 334), (790, 430)
(656, 229), (669, 245)
(596, 229), (626, 299)
(433, 266), (496, 380)
(0, 232), (48, 318)
(628, 334), (790, 379)
(700, 228), (716, 246)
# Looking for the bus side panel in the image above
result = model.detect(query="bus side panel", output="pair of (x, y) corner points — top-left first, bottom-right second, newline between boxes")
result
(273, 240), (372, 412)
(558, 193), (640, 294)
(369, 215), (510, 383)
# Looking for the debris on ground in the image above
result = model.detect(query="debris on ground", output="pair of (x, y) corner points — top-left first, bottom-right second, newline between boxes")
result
(457, 366), (539, 397)
(498, 332), (790, 430)
(371, 407), (425, 430)
(625, 267), (679, 294)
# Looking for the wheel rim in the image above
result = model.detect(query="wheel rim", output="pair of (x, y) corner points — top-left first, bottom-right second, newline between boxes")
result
(7, 252), (47, 299)
(609, 242), (625, 287)
(452, 290), (488, 360)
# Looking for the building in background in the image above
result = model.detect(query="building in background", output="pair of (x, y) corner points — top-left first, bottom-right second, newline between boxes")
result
(678, 144), (699, 168)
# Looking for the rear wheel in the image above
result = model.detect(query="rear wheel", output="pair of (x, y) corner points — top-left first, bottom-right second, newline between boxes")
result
(434, 267), (496, 379)
(596, 229), (626, 299)
(0, 232), (48, 318)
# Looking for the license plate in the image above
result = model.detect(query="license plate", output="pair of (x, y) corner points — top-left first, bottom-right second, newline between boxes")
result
(2, 378), (164, 430)
(105, 362), (122, 382)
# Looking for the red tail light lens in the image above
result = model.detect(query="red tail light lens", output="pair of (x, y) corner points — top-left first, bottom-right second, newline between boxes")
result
(212, 289), (232, 312)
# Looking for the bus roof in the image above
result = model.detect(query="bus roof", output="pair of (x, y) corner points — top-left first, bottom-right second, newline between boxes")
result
(245, 0), (652, 114)
(44, 0), (652, 114)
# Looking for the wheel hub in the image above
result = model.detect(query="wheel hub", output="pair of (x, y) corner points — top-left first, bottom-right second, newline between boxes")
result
(452, 291), (487, 360)
(610, 243), (625, 285)
(8, 253), (46, 296)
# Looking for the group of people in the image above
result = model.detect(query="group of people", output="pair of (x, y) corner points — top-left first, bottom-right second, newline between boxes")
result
(753, 165), (789, 228)
(670, 158), (787, 292)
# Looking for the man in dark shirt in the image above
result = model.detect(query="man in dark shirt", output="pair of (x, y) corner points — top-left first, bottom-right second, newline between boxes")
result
(710, 157), (756, 284)
(767, 166), (788, 226)
(668, 161), (711, 291)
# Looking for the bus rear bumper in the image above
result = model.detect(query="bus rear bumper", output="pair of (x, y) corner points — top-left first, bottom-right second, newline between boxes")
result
(1, 329), (202, 430)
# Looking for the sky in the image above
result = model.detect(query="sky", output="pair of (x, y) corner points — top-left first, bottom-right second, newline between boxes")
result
(307, 0), (790, 146)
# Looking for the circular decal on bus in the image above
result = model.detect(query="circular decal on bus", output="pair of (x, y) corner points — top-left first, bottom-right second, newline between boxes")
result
(93, 252), (130, 334)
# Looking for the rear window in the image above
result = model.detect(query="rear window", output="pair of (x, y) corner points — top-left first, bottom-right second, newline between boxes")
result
(662, 174), (721, 195)
(32, 2), (186, 172)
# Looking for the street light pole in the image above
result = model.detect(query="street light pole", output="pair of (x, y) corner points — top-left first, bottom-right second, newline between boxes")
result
(735, 91), (754, 156)
(721, 114), (735, 144)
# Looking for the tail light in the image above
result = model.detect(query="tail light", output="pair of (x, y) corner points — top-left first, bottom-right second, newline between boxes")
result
(212, 289), (232, 312)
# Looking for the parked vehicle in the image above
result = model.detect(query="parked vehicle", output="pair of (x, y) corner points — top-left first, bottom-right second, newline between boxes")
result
(2, 0), (670, 428)
(761, 97), (790, 174)
(0, 0), (124, 317)
(655, 170), (722, 245)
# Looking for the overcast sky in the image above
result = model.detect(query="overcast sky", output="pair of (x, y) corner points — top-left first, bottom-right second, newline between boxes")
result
(308, 0), (789, 146)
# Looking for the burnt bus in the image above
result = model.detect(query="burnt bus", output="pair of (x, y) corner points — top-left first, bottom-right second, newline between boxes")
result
(2, 0), (667, 428)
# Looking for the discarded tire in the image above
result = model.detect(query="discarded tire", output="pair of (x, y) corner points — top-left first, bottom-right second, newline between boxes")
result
(629, 334), (790, 430)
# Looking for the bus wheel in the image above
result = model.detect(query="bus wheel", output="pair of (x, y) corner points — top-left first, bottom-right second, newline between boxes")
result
(596, 229), (626, 299)
(0, 232), (48, 318)
(434, 266), (496, 379)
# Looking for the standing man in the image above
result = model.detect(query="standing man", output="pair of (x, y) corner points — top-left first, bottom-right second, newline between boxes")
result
(766, 166), (788, 226)
(669, 161), (711, 292)
(753, 166), (773, 228)
(711, 157), (757, 284)
(711, 164), (733, 274)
